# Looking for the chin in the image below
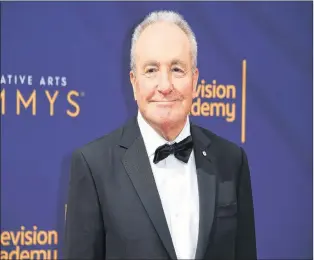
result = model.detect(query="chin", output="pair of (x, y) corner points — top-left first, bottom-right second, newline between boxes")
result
(154, 113), (185, 126)
(143, 106), (187, 125)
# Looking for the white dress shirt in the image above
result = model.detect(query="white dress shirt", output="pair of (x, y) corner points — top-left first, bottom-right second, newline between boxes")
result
(137, 111), (200, 260)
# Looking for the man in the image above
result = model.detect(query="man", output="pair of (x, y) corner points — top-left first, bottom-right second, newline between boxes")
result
(64, 10), (257, 260)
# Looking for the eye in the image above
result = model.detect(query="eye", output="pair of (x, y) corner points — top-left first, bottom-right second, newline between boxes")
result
(172, 67), (183, 72)
(145, 67), (157, 74)
(172, 67), (186, 77)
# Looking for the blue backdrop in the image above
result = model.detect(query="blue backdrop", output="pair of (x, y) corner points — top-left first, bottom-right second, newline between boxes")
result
(1, 2), (313, 259)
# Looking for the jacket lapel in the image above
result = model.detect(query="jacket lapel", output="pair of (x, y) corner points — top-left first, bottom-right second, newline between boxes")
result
(120, 117), (177, 260)
(191, 124), (218, 260)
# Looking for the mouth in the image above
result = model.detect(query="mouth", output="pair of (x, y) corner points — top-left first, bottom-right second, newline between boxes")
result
(150, 100), (179, 108)
(150, 100), (178, 103)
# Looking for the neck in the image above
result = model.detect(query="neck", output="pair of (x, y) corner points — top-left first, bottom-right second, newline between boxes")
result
(147, 117), (187, 142)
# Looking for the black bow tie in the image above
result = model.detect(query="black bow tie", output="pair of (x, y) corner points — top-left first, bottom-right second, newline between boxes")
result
(153, 135), (194, 164)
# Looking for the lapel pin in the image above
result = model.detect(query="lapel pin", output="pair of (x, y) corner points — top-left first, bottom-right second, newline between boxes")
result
(202, 151), (207, 156)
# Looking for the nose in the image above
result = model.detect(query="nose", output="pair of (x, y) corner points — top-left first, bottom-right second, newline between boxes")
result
(157, 70), (173, 95)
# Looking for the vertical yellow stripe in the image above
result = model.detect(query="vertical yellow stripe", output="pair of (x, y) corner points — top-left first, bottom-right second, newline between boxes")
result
(241, 60), (247, 143)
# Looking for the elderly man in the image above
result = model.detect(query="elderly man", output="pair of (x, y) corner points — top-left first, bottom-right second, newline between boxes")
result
(65, 10), (257, 260)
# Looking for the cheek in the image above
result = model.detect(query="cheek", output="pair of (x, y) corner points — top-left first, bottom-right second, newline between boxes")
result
(136, 81), (155, 101)
(176, 80), (194, 99)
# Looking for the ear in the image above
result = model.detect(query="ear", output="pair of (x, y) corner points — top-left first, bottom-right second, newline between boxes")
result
(192, 68), (199, 99)
(129, 70), (137, 101)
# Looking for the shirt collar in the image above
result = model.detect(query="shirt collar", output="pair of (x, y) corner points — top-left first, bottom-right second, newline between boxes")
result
(137, 110), (191, 157)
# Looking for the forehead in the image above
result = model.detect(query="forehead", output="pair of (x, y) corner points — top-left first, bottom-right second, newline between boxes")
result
(134, 22), (192, 67)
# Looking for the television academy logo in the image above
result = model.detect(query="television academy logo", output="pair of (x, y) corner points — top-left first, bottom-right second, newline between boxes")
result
(190, 60), (247, 143)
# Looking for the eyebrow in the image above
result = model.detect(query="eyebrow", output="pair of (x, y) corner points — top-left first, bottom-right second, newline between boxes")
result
(142, 61), (160, 69)
(171, 59), (186, 67)
(142, 59), (187, 69)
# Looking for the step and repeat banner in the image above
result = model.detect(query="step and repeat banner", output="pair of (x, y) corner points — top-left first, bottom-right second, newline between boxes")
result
(1, 2), (312, 259)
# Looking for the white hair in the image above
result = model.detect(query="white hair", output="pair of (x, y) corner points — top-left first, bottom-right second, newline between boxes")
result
(130, 10), (198, 71)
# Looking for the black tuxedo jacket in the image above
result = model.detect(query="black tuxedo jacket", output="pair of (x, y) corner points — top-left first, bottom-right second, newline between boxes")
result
(64, 117), (257, 260)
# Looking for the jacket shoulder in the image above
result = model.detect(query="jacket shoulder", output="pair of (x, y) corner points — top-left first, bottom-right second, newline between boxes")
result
(194, 125), (248, 183)
(73, 122), (126, 160)
(195, 124), (244, 159)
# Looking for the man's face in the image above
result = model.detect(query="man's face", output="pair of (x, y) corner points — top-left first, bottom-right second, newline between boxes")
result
(130, 21), (199, 129)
